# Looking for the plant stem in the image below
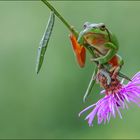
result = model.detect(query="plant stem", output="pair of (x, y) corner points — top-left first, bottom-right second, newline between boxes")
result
(41, 0), (78, 37)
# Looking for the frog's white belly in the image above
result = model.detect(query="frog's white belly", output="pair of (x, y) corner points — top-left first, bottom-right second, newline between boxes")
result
(84, 33), (109, 55)
(92, 44), (109, 55)
(86, 39), (109, 55)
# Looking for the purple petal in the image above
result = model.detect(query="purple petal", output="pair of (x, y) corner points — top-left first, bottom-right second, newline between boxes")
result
(78, 103), (95, 117)
(79, 71), (140, 126)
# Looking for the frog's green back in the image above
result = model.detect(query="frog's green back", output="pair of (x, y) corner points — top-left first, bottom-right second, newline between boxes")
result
(109, 30), (119, 48)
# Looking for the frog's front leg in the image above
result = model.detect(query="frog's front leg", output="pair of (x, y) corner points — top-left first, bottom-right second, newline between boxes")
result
(91, 42), (118, 64)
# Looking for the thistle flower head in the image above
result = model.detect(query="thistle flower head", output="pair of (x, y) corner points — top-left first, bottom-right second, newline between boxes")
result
(79, 71), (140, 126)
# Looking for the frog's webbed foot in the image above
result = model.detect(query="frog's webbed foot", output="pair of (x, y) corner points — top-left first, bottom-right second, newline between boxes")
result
(110, 66), (131, 81)
(110, 66), (120, 79)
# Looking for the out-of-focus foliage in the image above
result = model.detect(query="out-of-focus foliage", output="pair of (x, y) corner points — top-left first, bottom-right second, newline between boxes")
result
(0, 1), (140, 139)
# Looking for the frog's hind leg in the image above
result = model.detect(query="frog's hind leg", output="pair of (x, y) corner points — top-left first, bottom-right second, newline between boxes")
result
(109, 54), (124, 78)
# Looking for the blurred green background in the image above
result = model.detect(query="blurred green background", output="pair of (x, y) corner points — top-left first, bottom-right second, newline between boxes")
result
(0, 1), (140, 139)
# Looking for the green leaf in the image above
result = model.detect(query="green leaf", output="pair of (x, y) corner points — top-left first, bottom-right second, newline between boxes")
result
(36, 12), (55, 74)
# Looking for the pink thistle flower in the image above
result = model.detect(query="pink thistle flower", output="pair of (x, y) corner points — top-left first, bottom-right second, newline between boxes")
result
(79, 71), (140, 126)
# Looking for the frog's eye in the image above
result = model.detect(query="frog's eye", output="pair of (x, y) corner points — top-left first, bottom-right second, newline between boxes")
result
(83, 24), (87, 29)
(83, 22), (90, 29)
(100, 25), (106, 31)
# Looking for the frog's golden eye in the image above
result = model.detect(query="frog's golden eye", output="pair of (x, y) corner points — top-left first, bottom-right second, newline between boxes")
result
(100, 25), (106, 31)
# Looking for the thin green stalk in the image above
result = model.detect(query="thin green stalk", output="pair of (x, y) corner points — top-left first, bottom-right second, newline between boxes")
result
(41, 0), (78, 37)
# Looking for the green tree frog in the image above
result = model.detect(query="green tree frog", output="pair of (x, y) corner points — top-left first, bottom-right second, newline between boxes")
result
(70, 22), (124, 102)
